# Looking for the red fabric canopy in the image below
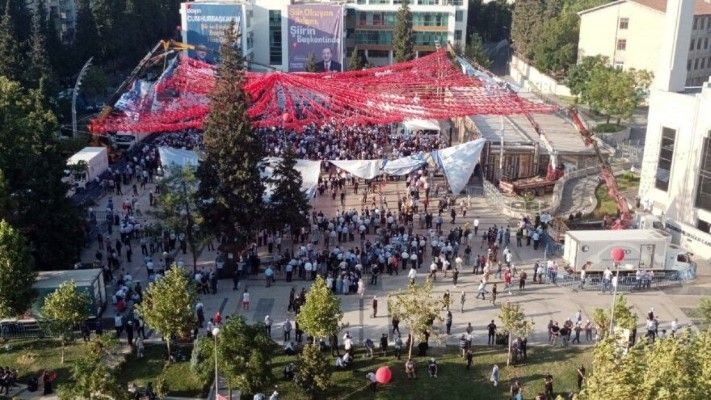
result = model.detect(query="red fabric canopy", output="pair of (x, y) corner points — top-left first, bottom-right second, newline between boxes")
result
(90, 49), (553, 134)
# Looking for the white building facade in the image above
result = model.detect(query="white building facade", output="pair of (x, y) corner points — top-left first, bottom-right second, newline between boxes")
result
(639, 0), (711, 259)
(578, 0), (711, 86)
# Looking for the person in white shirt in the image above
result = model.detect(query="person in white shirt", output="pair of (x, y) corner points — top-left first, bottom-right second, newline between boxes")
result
(264, 315), (273, 337)
(602, 267), (613, 293)
(408, 267), (417, 285)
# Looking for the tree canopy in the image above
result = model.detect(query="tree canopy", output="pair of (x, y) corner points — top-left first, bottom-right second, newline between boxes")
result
(498, 301), (535, 365)
(135, 266), (197, 358)
(296, 276), (343, 339)
(464, 33), (492, 69)
(265, 148), (311, 242)
(42, 280), (90, 364)
(0, 219), (36, 318)
(389, 281), (445, 359)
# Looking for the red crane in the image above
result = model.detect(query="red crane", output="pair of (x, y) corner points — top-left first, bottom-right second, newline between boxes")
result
(568, 108), (631, 229)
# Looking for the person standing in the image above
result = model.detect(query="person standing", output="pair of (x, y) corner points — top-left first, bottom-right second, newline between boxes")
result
(465, 349), (473, 370)
(576, 365), (586, 391)
(283, 319), (292, 342)
(380, 333), (388, 357)
(242, 289), (251, 310)
(490, 364), (499, 387)
(445, 310), (453, 335)
(459, 290), (466, 313)
(264, 315), (273, 337)
(392, 314), (401, 335)
(372, 296), (378, 318)
(491, 283), (498, 305)
(487, 320), (497, 346)
(544, 374), (554, 398)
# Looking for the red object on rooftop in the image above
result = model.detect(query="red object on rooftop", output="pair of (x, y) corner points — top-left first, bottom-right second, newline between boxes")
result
(611, 248), (625, 263)
(89, 49), (554, 134)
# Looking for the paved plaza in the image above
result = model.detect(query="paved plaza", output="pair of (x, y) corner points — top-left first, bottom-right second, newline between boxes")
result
(80, 172), (711, 348)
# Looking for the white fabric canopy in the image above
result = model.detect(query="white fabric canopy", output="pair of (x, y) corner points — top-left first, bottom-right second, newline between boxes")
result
(403, 119), (441, 132)
(158, 147), (200, 169)
(329, 159), (384, 180)
(262, 157), (322, 199)
(382, 153), (428, 176)
(434, 138), (486, 195)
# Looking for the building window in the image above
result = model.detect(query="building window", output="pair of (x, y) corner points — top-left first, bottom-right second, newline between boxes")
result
(418, 0), (439, 5)
(701, 17), (706, 30)
(688, 59), (692, 70)
(655, 127), (676, 192)
(695, 58), (699, 70)
(455, 30), (462, 41)
(698, 219), (711, 233)
(705, 37), (709, 49)
(702, 58), (706, 69)
(455, 10), (463, 22)
(619, 17), (629, 29)
(616, 39), (626, 51)
(698, 38), (703, 50)
(694, 16), (699, 30)
(614, 61), (624, 69)
(690, 38), (695, 50)
(695, 135), (711, 212)
(269, 10), (282, 65)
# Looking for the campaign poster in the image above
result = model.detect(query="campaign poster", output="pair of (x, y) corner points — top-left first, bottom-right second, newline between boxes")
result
(287, 4), (344, 72)
(182, 2), (242, 64)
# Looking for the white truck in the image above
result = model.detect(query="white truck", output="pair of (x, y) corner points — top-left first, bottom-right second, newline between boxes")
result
(563, 229), (694, 273)
(63, 147), (109, 196)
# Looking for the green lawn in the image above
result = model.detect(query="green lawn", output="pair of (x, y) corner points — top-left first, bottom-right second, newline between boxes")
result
(117, 344), (209, 398)
(0, 339), (86, 383)
(592, 172), (639, 219)
(269, 345), (592, 400)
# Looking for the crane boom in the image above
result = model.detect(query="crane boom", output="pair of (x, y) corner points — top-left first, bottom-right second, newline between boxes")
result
(569, 108), (631, 229)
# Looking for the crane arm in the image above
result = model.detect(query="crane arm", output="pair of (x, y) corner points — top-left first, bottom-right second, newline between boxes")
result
(569, 108), (631, 229)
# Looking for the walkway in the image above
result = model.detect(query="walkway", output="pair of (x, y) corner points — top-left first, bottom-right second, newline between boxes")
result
(556, 174), (599, 217)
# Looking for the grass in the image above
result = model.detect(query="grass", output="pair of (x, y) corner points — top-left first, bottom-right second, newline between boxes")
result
(592, 123), (626, 134)
(592, 172), (640, 219)
(0, 338), (86, 383)
(117, 344), (209, 398)
(268, 345), (592, 400)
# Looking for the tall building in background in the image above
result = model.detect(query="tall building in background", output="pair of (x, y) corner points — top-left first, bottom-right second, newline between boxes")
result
(639, 0), (711, 259)
(577, 0), (711, 86)
(27, 0), (77, 43)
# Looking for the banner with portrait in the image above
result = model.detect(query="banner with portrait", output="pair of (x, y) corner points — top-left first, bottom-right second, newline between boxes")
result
(287, 4), (344, 72)
(181, 2), (242, 64)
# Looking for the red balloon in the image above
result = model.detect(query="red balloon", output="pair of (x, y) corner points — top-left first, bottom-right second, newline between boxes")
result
(282, 112), (291, 123)
(611, 248), (625, 262)
(375, 366), (392, 384)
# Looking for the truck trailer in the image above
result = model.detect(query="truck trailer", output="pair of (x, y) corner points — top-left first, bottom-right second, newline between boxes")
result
(563, 229), (693, 273)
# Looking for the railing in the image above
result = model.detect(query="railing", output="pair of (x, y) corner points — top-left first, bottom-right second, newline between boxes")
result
(547, 166), (600, 216)
(482, 166), (600, 219)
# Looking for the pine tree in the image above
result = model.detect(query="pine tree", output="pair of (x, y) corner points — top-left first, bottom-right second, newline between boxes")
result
(393, 0), (415, 63)
(266, 148), (311, 248)
(27, 6), (55, 96)
(305, 52), (317, 72)
(197, 21), (265, 252)
(348, 47), (365, 71)
(295, 343), (332, 396)
(0, 1), (24, 82)
(465, 33), (492, 69)
(74, 0), (100, 63)
(0, 220), (36, 318)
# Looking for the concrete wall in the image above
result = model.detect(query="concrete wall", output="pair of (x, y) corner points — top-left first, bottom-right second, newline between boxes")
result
(509, 55), (572, 97)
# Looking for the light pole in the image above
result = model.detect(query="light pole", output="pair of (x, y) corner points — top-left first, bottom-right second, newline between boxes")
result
(72, 58), (93, 137)
(212, 327), (220, 397)
(609, 248), (625, 335)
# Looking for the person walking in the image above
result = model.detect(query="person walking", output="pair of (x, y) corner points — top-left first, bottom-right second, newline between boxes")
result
(491, 283), (498, 305)
(476, 280), (487, 300)
(490, 364), (499, 387)
(519, 270), (527, 291)
(465, 349), (473, 370)
(283, 319), (292, 342)
(576, 365), (586, 391)
(264, 315), (273, 337)
(459, 290), (466, 313)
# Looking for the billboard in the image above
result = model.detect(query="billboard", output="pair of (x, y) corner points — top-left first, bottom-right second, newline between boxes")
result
(182, 2), (242, 64)
(287, 4), (344, 72)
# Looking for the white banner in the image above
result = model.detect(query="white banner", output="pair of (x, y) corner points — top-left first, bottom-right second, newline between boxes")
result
(434, 138), (486, 195)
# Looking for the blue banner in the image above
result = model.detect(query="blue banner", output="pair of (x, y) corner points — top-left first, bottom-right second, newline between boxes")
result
(182, 2), (242, 63)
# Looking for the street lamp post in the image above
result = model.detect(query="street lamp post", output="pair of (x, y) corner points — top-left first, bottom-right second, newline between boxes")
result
(609, 248), (625, 335)
(212, 327), (220, 397)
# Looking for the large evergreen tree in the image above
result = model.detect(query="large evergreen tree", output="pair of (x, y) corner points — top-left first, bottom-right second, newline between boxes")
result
(511, 0), (545, 62)
(393, 0), (414, 63)
(0, 0), (24, 82)
(27, 5), (55, 98)
(197, 21), (265, 253)
(0, 77), (84, 268)
(464, 33), (491, 69)
(74, 0), (100, 64)
(348, 47), (366, 71)
(266, 149), (311, 248)
(0, 220), (36, 318)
